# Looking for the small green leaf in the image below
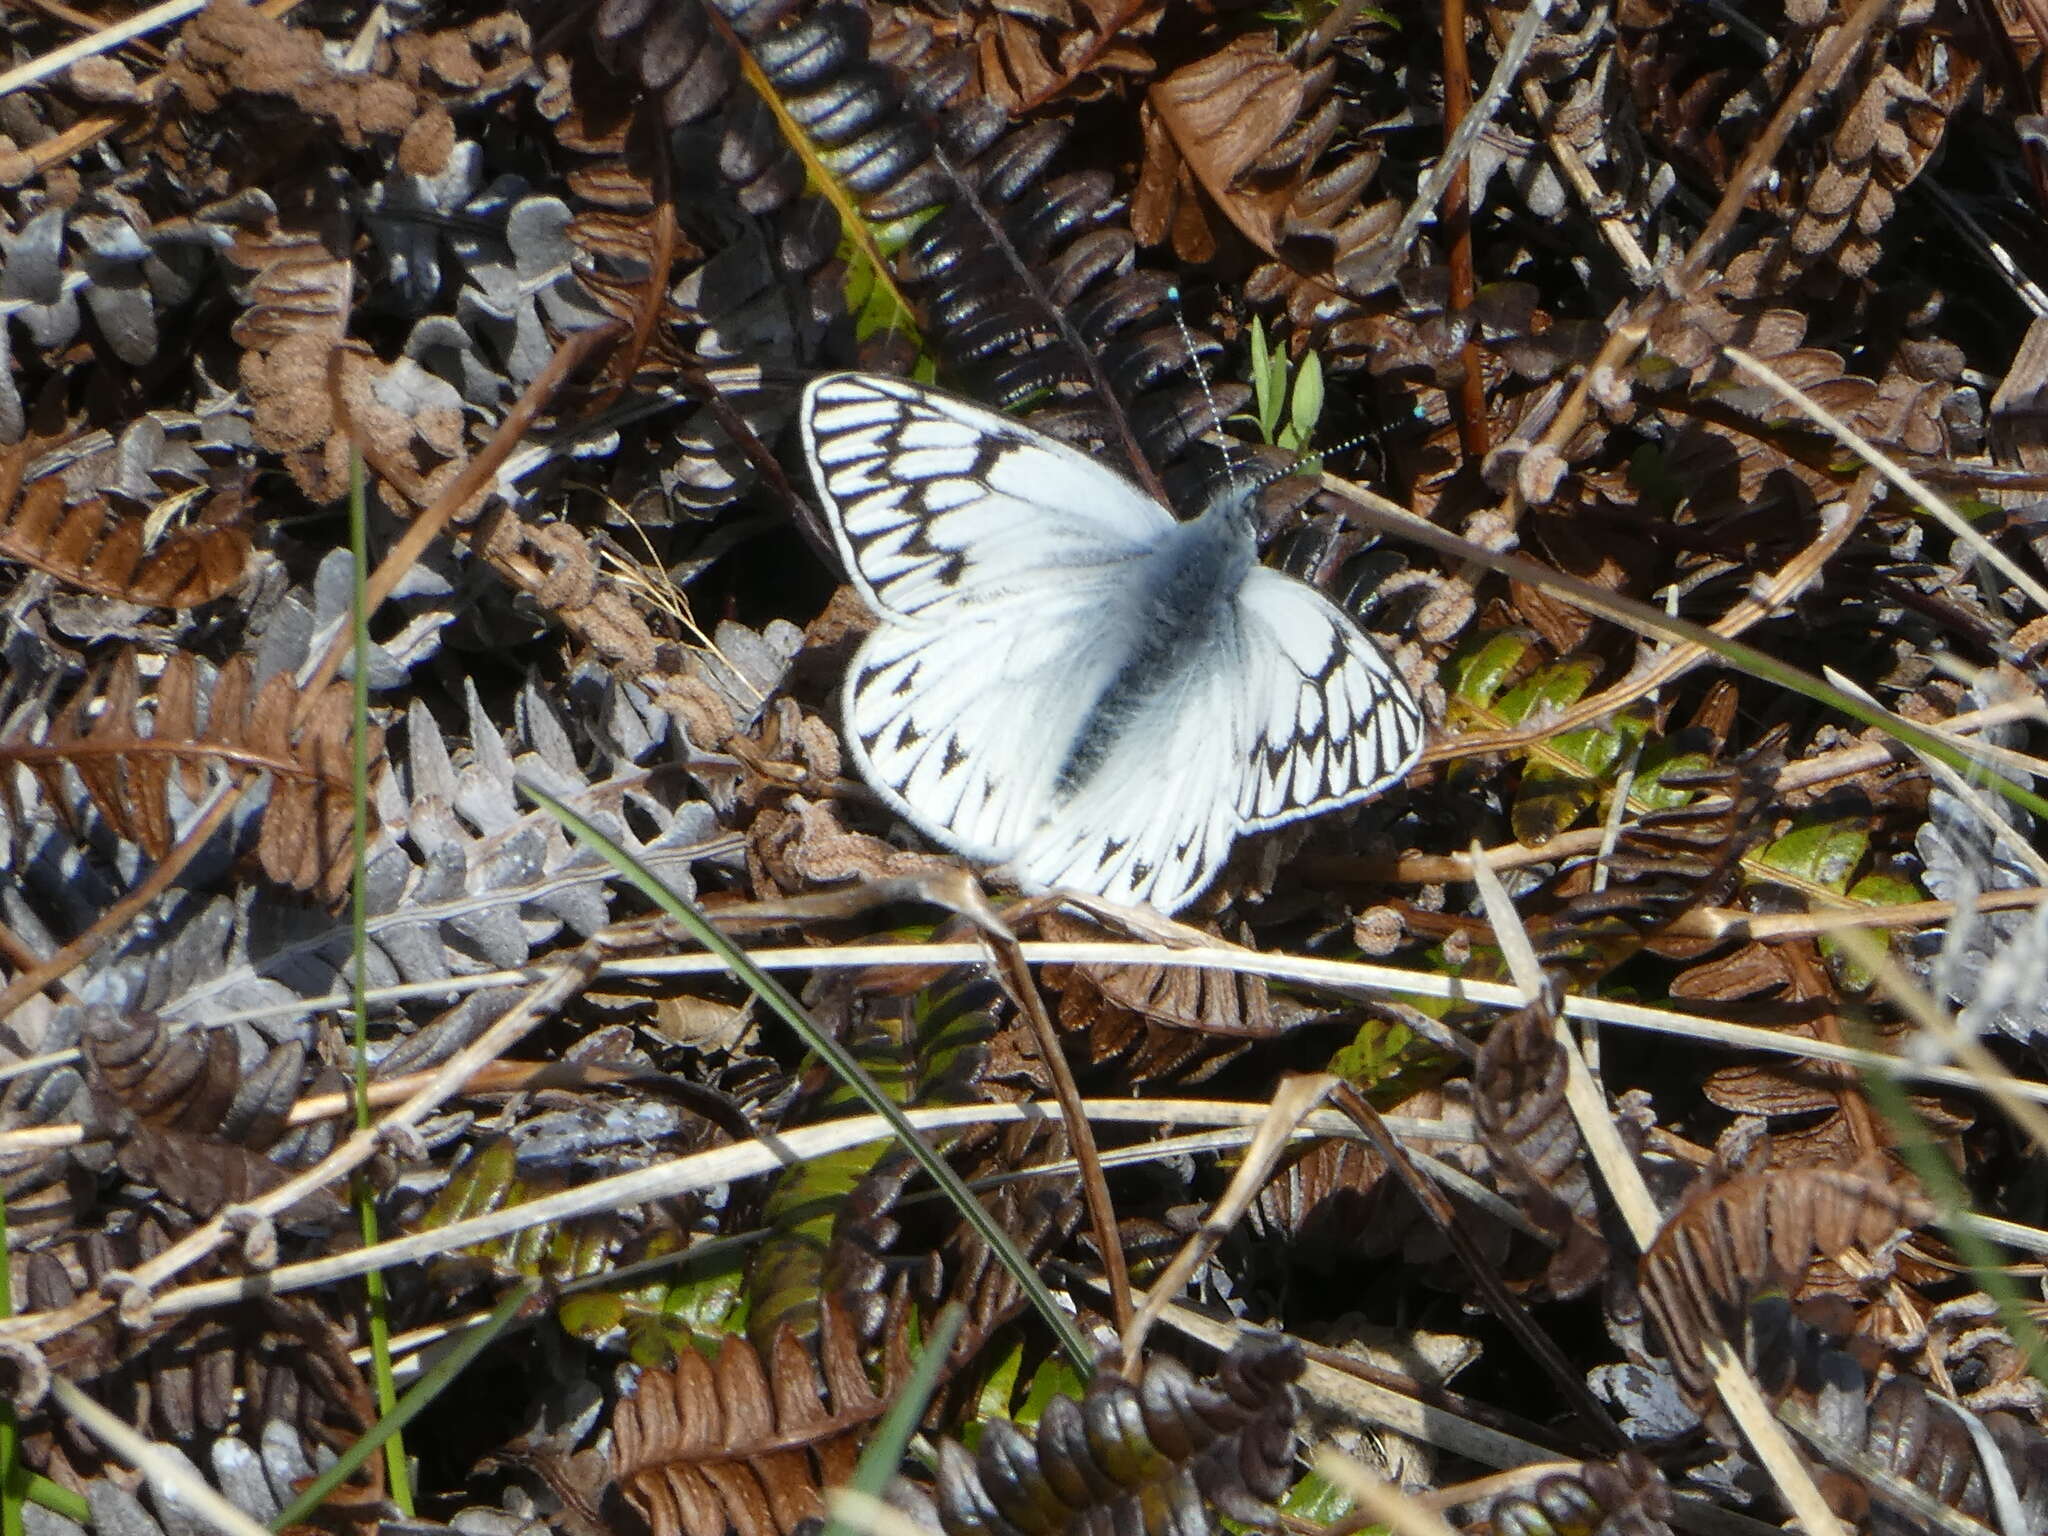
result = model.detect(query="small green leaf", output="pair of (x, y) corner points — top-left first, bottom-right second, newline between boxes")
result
(973, 1338), (1027, 1423)
(1758, 819), (1869, 894)
(1290, 347), (1324, 447)
(1848, 871), (1922, 907)
(621, 1314), (695, 1368)
(1632, 744), (1714, 811)
(1494, 656), (1597, 725)
(1513, 764), (1600, 846)
(1250, 316), (1281, 441)
(1551, 718), (1633, 782)
(554, 1293), (623, 1340)
(835, 208), (938, 350)
(1013, 1354), (1091, 1430)
(1445, 630), (1542, 709)
(1823, 870), (1926, 988)
(1326, 1018), (1456, 1103)
(1280, 1469), (1363, 1525)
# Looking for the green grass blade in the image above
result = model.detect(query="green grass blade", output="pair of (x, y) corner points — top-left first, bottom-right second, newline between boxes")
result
(817, 1302), (967, 1536)
(518, 782), (1092, 1368)
(346, 452), (409, 1513)
(270, 1279), (540, 1531)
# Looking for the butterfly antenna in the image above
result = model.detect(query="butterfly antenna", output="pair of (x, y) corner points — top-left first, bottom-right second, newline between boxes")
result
(1248, 428), (1376, 495)
(1166, 288), (1373, 504)
(1165, 286), (1247, 499)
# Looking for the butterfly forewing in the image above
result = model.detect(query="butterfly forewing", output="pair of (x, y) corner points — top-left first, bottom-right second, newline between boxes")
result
(802, 374), (1172, 622)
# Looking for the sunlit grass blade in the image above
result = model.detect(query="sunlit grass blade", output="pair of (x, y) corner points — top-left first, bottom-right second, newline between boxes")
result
(345, 451), (408, 1513)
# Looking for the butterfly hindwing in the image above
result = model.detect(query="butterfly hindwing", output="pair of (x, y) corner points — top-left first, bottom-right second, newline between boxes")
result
(1010, 615), (1260, 914)
(1233, 566), (1425, 831)
(842, 578), (1132, 861)
(802, 373), (1173, 622)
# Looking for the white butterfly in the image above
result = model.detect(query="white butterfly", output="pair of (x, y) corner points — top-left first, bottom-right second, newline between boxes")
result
(800, 372), (1424, 915)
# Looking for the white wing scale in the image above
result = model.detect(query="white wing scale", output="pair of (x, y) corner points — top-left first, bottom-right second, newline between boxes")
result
(803, 371), (1426, 914)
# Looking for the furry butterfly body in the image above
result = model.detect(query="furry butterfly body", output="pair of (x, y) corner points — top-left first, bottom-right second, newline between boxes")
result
(801, 372), (1423, 915)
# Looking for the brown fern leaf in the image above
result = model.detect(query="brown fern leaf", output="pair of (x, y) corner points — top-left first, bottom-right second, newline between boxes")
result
(1472, 1003), (1607, 1300)
(1039, 910), (1314, 1045)
(29, 1225), (379, 1485)
(916, 1335), (1303, 1536)
(1137, 32), (1390, 290)
(81, 1006), (321, 1149)
(1815, 1373), (2048, 1530)
(1638, 1162), (1933, 1422)
(0, 446), (252, 607)
(80, 1006), (346, 1225)
(0, 650), (379, 901)
(536, 46), (694, 388)
(610, 1296), (894, 1536)
(1038, 911), (1290, 1086)
(1619, 4), (1980, 282)
(220, 205), (356, 500)
(1680, 937), (1971, 1169)
(880, 0), (1168, 115)
(1924, 1292), (2047, 1419)
(1475, 1452), (1674, 1536)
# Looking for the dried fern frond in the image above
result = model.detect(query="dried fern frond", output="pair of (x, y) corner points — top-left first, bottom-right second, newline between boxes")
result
(0, 443), (252, 608)
(610, 1294), (898, 1536)
(1473, 1002), (1607, 1299)
(1474, 1453), (1675, 1536)
(0, 649), (377, 901)
(1638, 1162), (1932, 1423)
(908, 1335), (1304, 1536)
(1138, 32), (1389, 293)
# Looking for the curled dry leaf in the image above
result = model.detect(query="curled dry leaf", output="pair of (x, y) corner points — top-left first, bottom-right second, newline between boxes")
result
(1473, 1003), (1608, 1299)
(1638, 1161), (1933, 1425)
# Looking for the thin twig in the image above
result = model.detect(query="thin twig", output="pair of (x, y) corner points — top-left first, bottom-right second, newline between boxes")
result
(0, 941), (603, 1350)
(8, 936), (2048, 1115)
(1419, 472), (1877, 765)
(1350, 0), (1559, 293)
(0, 0), (204, 101)
(1490, 0), (1898, 527)
(1466, 855), (1848, 1536)
(50, 1379), (273, 1536)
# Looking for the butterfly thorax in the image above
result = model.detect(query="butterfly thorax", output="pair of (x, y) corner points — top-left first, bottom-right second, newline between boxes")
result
(1051, 493), (1258, 799)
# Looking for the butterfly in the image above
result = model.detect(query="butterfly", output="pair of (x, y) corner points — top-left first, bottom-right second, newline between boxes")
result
(800, 372), (1425, 915)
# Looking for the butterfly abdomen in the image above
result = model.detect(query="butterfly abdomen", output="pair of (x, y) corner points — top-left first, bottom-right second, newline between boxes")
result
(1052, 507), (1255, 801)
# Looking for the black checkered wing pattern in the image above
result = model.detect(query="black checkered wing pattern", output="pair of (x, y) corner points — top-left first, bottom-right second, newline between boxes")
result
(801, 372), (1173, 623)
(1232, 566), (1425, 832)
